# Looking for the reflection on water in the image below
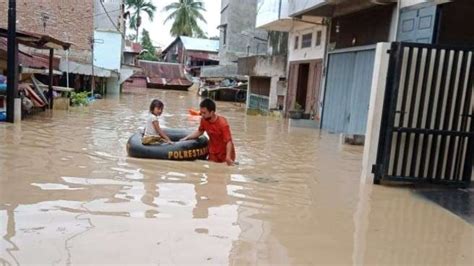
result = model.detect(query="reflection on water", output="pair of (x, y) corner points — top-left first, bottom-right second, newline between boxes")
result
(0, 89), (472, 265)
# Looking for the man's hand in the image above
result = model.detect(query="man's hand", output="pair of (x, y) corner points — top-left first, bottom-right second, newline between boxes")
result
(180, 137), (188, 142)
(225, 156), (234, 166)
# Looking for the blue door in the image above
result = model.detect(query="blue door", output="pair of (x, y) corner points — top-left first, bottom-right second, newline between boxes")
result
(398, 5), (437, 43)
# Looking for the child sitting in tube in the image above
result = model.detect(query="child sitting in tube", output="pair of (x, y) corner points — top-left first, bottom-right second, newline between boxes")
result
(142, 99), (173, 145)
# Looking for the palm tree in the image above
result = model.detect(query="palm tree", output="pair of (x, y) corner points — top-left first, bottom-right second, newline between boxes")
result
(126, 0), (157, 42)
(164, 0), (207, 38)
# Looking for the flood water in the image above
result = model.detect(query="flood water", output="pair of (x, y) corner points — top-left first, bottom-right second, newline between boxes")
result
(0, 89), (472, 265)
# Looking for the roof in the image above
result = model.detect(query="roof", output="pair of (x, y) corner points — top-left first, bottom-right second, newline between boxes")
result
(124, 40), (142, 54)
(180, 36), (219, 53)
(0, 27), (72, 50)
(59, 60), (118, 78)
(138, 60), (192, 87)
(0, 38), (60, 70)
(163, 36), (219, 54)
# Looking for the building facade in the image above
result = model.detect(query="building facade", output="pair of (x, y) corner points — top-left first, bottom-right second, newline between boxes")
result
(162, 36), (219, 77)
(0, 0), (94, 62)
(201, 0), (268, 79)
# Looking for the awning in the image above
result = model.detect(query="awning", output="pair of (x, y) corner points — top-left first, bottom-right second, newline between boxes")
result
(0, 27), (72, 50)
(59, 60), (119, 78)
(21, 67), (62, 76)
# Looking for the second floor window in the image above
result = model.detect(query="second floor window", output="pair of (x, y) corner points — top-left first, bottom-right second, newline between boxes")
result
(222, 25), (228, 45)
(294, 36), (299, 50)
(316, 31), (322, 46)
(302, 33), (312, 48)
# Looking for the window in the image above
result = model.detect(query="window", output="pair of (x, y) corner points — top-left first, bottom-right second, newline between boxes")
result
(294, 36), (299, 50)
(222, 25), (227, 45)
(302, 33), (312, 48)
(316, 30), (322, 46)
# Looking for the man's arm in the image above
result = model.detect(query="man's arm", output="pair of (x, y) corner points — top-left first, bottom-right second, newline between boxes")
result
(181, 130), (204, 141)
(225, 141), (234, 166)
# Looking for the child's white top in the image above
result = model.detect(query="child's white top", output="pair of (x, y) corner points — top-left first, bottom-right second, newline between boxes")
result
(144, 114), (159, 136)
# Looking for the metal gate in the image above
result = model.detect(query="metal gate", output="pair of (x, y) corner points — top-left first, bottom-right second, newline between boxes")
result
(374, 42), (474, 186)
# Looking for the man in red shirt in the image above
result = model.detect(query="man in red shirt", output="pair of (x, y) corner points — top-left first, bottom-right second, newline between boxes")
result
(181, 99), (236, 165)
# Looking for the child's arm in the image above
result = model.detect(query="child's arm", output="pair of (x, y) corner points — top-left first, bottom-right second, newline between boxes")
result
(152, 121), (173, 143)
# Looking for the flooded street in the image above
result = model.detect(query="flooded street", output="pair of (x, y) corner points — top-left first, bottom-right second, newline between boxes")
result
(0, 90), (472, 265)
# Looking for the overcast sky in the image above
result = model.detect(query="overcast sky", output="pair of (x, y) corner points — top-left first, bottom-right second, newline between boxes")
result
(137, 0), (221, 49)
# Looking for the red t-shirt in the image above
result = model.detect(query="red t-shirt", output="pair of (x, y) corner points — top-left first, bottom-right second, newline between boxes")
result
(199, 116), (236, 163)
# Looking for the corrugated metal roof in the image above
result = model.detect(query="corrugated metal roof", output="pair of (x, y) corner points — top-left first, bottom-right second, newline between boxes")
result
(138, 60), (192, 87)
(0, 38), (60, 70)
(59, 60), (118, 78)
(179, 36), (219, 53)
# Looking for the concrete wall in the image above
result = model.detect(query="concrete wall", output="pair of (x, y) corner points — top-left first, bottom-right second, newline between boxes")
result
(0, 0), (93, 62)
(400, 0), (431, 8)
(94, 0), (124, 32)
(218, 0), (268, 65)
(288, 0), (327, 16)
(288, 23), (326, 62)
(256, 0), (290, 28)
(240, 55), (287, 110)
(94, 31), (123, 71)
(106, 76), (120, 95)
(360, 42), (391, 184)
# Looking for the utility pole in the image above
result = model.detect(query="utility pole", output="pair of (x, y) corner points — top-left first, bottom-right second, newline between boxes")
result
(90, 37), (95, 97)
(6, 0), (18, 123)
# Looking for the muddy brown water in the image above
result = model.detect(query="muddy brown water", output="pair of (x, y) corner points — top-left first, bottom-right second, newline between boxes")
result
(0, 89), (472, 265)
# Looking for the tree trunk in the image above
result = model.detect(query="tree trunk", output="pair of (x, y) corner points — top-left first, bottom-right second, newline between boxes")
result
(136, 26), (139, 42)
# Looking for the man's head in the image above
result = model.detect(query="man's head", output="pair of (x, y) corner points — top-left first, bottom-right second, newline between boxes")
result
(200, 98), (216, 121)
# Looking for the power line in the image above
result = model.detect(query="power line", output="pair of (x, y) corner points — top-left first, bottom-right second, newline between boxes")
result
(84, 8), (122, 19)
(99, 0), (125, 40)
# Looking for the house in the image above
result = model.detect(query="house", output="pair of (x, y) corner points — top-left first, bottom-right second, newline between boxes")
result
(138, 60), (192, 91)
(237, 32), (288, 114)
(201, 0), (269, 80)
(93, 0), (132, 95)
(253, 0), (474, 135)
(249, 0), (327, 118)
(162, 36), (219, 77)
(123, 40), (142, 66)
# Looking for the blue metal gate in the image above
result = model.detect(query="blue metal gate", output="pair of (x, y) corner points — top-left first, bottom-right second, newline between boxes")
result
(322, 47), (376, 135)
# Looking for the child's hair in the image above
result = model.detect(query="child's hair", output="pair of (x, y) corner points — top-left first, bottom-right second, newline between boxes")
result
(149, 99), (164, 113)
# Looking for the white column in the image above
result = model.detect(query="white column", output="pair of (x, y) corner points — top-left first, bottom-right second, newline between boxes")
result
(269, 76), (279, 110)
(360, 42), (391, 184)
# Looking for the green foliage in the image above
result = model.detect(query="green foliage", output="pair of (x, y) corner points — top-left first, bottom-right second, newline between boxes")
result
(70, 92), (90, 106)
(164, 0), (207, 38)
(139, 29), (159, 61)
(126, 0), (157, 42)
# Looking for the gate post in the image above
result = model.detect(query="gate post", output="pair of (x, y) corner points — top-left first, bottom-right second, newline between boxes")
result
(373, 42), (404, 184)
(361, 43), (392, 184)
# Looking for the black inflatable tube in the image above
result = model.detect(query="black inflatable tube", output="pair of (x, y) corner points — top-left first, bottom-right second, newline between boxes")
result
(127, 128), (209, 161)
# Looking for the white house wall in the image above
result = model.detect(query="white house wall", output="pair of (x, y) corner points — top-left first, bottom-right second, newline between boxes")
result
(256, 0), (290, 28)
(94, 31), (123, 71)
(289, 24), (326, 62)
(288, 0), (327, 16)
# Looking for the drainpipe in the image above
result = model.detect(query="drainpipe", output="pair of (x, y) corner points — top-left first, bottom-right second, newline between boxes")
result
(319, 18), (332, 131)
